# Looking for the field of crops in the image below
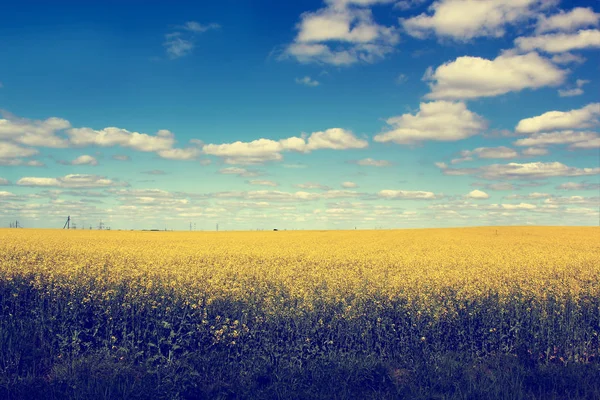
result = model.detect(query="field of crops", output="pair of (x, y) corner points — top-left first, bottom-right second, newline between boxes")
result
(1, 227), (599, 399)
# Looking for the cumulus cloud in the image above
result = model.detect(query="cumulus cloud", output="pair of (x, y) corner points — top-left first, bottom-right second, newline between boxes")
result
(156, 147), (200, 160)
(111, 154), (130, 161)
(438, 161), (600, 180)
(515, 29), (600, 53)
(202, 129), (367, 165)
(569, 137), (600, 149)
(556, 181), (600, 190)
(424, 52), (566, 100)
(452, 146), (518, 164)
(294, 182), (332, 190)
(0, 178), (9, 185)
(466, 189), (489, 199)
(351, 158), (392, 166)
(544, 195), (600, 206)
(374, 101), (486, 144)
(0, 112), (70, 148)
(213, 190), (321, 202)
(378, 189), (437, 199)
(513, 131), (599, 148)
(67, 127), (175, 152)
(0, 141), (39, 159)
(536, 7), (600, 33)
(295, 76), (320, 86)
(218, 167), (260, 177)
(504, 192), (551, 199)
(342, 181), (358, 188)
(17, 174), (128, 188)
(521, 147), (549, 156)
(402, 0), (550, 40)
(70, 155), (98, 166)
(248, 180), (279, 187)
(282, 0), (399, 65)
(515, 103), (600, 133)
(142, 170), (168, 175)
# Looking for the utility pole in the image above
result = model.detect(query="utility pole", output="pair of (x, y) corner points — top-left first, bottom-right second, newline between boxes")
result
(216, 223), (219, 232)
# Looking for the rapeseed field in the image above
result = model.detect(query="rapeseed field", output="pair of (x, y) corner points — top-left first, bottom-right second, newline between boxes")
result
(1, 227), (599, 399)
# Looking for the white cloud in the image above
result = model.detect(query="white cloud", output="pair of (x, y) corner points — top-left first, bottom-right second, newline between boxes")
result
(569, 137), (600, 149)
(515, 103), (600, 133)
(203, 129), (367, 165)
(0, 191), (15, 198)
(248, 180), (279, 187)
(164, 21), (220, 59)
(214, 190), (320, 202)
(521, 147), (549, 156)
(551, 52), (586, 64)
(218, 167), (260, 177)
(556, 182), (599, 190)
(17, 174), (127, 188)
(295, 182), (331, 190)
(0, 177), (9, 185)
(438, 161), (600, 180)
(452, 146), (518, 164)
(501, 203), (537, 210)
(374, 101), (486, 144)
(182, 21), (221, 33)
(558, 88), (583, 97)
(504, 192), (551, 199)
(378, 189), (437, 199)
(480, 162), (599, 179)
(514, 131), (599, 147)
(306, 128), (368, 150)
(156, 148), (200, 160)
(164, 35), (194, 59)
(466, 189), (489, 199)
(283, 1), (399, 65)
(0, 141), (39, 159)
(515, 29), (600, 53)
(544, 195), (600, 206)
(295, 76), (320, 87)
(424, 52), (566, 100)
(112, 155), (130, 161)
(558, 78), (590, 97)
(71, 155), (98, 166)
(353, 158), (392, 166)
(342, 181), (358, 188)
(0, 112), (70, 148)
(67, 127), (175, 152)
(203, 139), (286, 165)
(537, 7), (600, 33)
(402, 0), (549, 40)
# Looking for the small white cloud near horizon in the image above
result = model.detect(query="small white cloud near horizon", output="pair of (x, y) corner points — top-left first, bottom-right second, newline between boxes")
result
(466, 189), (490, 200)
(352, 158), (392, 167)
(295, 76), (320, 87)
(341, 181), (358, 188)
(248, 180), (279, 187)
(71, 155), (98, 166)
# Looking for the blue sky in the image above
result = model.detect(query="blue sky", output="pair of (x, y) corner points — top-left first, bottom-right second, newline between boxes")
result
(0, 0), (599, 230)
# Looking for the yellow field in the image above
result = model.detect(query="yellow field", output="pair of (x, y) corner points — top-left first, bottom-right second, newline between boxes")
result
(2, 227), (599, 306)
(1, 226), (599, 398)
